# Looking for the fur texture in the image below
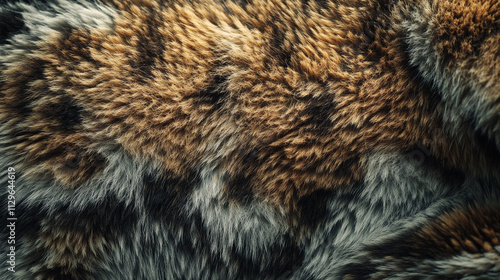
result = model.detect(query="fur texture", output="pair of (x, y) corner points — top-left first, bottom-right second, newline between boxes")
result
(0, 0), (499, 279)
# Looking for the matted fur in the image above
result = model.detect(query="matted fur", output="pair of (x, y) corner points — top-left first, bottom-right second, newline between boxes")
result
(0, 0), (499, 279)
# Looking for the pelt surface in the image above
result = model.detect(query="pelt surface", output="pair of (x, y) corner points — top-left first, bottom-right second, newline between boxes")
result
(0, 0), (500, 279)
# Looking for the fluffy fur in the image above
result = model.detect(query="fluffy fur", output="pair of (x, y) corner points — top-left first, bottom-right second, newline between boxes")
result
(0, 0), (499, 279)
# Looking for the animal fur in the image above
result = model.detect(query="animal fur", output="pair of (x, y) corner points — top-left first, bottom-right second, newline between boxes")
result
(0, 0), (499, 279)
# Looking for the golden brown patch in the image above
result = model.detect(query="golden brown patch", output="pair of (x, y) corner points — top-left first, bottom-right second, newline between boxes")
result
(2, 0), (499, 211)
(427, 0), (500, 149)
(0, 50), (106, 187)
(433, 0), (500, 62)
(19, 198), (137, 280)
(33, 226), (109, 280)
(414, 203), (500, 257)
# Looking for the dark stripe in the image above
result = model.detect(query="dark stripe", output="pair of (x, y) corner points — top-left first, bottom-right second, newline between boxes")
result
(297, 188), (335, 230)
(43, 94), (83, 131)
(142, 170), (200, 225)
(0, 9), (25, 44)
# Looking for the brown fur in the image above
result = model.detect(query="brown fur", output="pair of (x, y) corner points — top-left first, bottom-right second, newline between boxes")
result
(1, 1), (500, 277)
(2, 0), (500, 217)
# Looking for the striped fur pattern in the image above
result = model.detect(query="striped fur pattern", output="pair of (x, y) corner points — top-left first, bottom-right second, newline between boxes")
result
(0, 0), (499, 279)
